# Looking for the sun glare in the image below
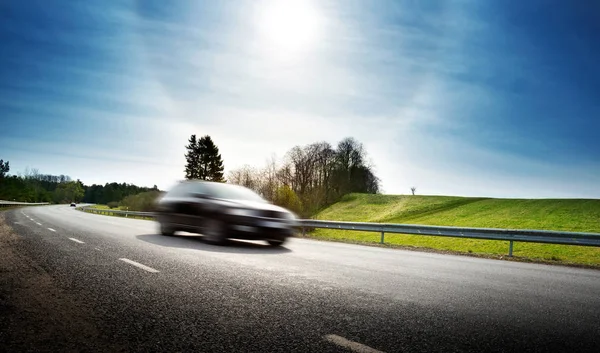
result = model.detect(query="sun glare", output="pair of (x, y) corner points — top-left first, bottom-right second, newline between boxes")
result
(256, 0), (322, 56)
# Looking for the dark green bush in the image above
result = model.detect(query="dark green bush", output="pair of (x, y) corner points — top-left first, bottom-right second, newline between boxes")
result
(120, 190), (163, 212)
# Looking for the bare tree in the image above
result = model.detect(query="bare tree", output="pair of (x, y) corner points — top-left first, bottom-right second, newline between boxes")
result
(276, 160), (296, 191)
(410, 187), (416, 196)
(227, 165), (258, 190)
(258, 155), (279, 201)
(286, 146), (310, 196)
(310, 142), (336, 205)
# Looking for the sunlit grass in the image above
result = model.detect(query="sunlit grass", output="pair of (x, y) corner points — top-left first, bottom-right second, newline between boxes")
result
(310, 194), (600, 266)
(88, 204), (127, 210)
(88, 204), (110, 210)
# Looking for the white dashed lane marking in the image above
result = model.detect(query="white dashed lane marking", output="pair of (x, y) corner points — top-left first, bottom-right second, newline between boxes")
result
(324, 334), (385, 353)
(119, 258), (159, 273)
(48, 228), (56, 232)
(69, 238), (85, 244)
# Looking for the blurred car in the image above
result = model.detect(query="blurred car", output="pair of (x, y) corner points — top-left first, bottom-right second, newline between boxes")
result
(70, 202), (76, 207)
(154, 180), (297, 246)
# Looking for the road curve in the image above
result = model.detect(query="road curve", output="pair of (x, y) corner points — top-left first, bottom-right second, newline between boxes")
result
(1, 205), (599, 352)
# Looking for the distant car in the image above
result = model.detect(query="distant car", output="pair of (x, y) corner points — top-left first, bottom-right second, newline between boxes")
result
(154, 180), (297, 246)
(70, 203), (76, 207)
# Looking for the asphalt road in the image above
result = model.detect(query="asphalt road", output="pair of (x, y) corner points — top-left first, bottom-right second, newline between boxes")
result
(1, 205), (599, 352)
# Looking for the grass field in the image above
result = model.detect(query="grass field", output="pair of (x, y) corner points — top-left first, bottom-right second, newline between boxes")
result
(310, 194), (600, 266)
(88, 204), (124, 210)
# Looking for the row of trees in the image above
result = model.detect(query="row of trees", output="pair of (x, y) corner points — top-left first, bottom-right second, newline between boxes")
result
(2, 134), (381, 215)
(0, 159), (158, 205)
(227, 137), (380, 216)
(83, 183), (158, 205)
(0, 175), (85, 204)
(181, 134), (380, 216)
(0, 164), (85, 203)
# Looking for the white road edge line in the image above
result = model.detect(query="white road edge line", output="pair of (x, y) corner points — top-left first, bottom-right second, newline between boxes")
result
(47, 228), (56, 232)
(69, 238), (85, 244)
(119, 258), (159, 273)
(324, 334), (385, 353)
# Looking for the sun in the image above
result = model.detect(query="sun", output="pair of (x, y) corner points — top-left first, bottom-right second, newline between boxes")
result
(255, 0), (322, 56)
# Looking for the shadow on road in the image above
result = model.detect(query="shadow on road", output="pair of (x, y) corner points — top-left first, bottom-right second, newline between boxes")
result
(135, 233), (292, 254)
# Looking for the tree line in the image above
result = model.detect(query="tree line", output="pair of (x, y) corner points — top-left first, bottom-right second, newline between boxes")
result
(225, 137), (380, 216)
(83, 182), (159, 205)
(0, 159), (157, 205)
(0, 163), (84, 203)
(181, 134), (380, 217)
(2, 133), (380, 215)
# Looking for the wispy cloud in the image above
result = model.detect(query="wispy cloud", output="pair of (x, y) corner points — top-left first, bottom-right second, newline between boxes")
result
(1, 0), (598, 197)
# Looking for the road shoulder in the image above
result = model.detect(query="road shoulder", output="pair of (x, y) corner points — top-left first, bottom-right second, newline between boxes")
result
(0, 213), (123, 352)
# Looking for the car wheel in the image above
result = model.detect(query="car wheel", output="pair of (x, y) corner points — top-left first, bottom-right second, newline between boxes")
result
(267, 239), (286, 247)
(204, 218), (227, 245)
(160, 222), (175, 236)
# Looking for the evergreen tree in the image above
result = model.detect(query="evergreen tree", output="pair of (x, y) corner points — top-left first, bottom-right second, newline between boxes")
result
(0, 159), (9, 178)
(184, 135), (200, 179)
(183, 134), (225, 182)
(202, 136), (225, 182)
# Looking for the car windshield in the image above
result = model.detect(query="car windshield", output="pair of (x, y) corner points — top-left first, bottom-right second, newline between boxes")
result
(205, 183), (266, 203)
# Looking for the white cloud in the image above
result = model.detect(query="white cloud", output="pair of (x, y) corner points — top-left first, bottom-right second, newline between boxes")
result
(119, 0), (598, 198)
(9, 0), (597, 198)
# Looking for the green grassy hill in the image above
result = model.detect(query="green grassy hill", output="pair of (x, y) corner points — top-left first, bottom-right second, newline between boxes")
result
(310, 194), (600, 266)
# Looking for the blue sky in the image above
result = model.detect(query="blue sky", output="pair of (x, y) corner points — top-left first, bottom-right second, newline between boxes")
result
(1, 0), (599, 198)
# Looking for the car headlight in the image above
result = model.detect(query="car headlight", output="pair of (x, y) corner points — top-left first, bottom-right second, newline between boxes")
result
(282, 211), (297, 220)
(227, 208), (256, 217)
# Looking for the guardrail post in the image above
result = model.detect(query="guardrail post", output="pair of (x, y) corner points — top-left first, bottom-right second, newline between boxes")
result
(302, 227), (305, 237)
(380, 231), (385, 244)
(508, 240), (514, 257)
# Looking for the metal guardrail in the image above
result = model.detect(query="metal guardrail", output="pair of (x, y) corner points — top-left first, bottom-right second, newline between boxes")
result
(79, 206), (154, 218)
(78, 206), (600, 256)
(0, 200), (50, 208)
(300, 220), (600, 256)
